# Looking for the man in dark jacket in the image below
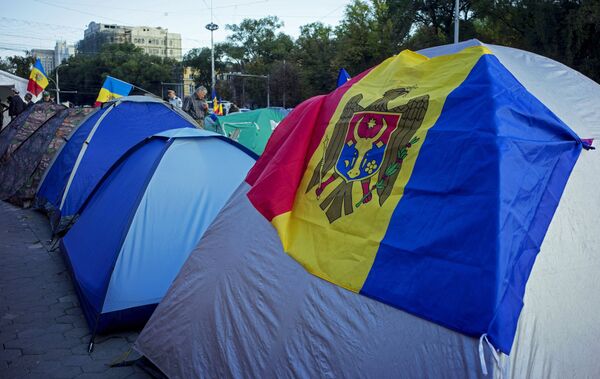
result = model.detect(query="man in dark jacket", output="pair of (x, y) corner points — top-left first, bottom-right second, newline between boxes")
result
(8, 89), (25, 120)
(183, 86), (209, 128)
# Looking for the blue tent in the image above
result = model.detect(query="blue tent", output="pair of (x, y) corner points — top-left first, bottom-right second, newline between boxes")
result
(36, 96), (197, 233)
(60, 128), (256, 347)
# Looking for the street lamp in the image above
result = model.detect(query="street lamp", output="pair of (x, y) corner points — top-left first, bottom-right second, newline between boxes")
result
(55, 63), (68, 104)
(205, 22), (219, 92)
(205, 0), (219, 93)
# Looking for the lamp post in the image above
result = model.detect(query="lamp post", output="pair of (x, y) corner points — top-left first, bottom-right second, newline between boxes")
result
(454, 0), (460, 44)
(205, 0), (219, 92)
(55, 63), (68, 104)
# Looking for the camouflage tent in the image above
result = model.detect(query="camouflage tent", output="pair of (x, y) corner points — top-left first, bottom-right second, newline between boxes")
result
(0, 102), (65, 158)
(0, 106), (94, 207)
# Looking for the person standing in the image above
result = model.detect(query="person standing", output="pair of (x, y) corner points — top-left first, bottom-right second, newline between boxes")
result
(167, 89), (182, 108)
(8, 89), (25, 120)
(183, 86), (209, 128)
(24, 93), (34, 109)
(41, 91), (52, 103)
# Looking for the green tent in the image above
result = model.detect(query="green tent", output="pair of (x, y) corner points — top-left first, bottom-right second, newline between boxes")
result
(217, 108), (289, 155)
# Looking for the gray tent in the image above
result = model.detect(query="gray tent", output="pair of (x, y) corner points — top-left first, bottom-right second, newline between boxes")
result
(135, 40), (600, 378)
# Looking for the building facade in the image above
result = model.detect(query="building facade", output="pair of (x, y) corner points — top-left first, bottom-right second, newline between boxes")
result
(54, 40), (76, 66)
(78, 22), (182, 61)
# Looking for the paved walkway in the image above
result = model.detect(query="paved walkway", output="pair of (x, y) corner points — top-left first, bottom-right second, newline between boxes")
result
(0, 201), (151, 378)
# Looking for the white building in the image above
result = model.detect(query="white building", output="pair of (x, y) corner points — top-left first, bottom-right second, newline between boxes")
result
(79, 22), (183, 61)
(54, 41), (75, 66)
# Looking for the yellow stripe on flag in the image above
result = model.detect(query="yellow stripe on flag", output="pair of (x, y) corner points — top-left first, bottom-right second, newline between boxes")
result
(272, 46), (491, 292)
(96, 88), (125, 104)
(29, 67), (49, 89)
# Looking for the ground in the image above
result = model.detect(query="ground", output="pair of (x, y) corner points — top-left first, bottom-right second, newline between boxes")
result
(0, 201), (152, 379)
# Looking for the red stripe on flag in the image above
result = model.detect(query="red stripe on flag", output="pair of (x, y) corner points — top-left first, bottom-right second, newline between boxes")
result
(27, 80), (44, 96)
(246, 68), (372, 221)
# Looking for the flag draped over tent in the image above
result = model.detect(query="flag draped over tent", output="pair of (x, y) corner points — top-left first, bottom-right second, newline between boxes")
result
(245, 46), (586, 354)
(336, 68), (351, 87)
(27, 58), (49, 96)
(94, 76), (133, 107)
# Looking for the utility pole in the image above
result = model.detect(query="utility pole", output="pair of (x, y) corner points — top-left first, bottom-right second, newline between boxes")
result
(205, 0), (218, 92)
(454, 0), (460, 44)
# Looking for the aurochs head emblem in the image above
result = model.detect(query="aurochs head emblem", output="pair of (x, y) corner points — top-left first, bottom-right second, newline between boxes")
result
(336, 112), (400, 182)
(306, 88), (429, 224)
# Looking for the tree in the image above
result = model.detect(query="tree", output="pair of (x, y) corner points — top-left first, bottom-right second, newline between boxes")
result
(293, 22), (338, 98)
(220, 16), (295, 107)
(55, 43), (181, 105)
(183, 44), (227, 88)
(0, 54), (35, 78)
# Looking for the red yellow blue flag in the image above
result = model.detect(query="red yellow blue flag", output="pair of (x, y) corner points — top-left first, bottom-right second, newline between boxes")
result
(94, 76), (133, 107)
(211, 88), (223, 115)
(27, 58), (49, 96)
(245, 46), (585, 354)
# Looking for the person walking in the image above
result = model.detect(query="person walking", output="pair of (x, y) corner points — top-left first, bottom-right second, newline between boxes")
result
(167, 89), (182, 108)
(183, 86), (209, 128)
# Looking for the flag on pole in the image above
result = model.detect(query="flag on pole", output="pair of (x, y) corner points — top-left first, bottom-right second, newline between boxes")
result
(211, 88), (223, 115)
(336, 68), (351, 87)
(94, 76), (133, 107)
(27, 58), (49, 96)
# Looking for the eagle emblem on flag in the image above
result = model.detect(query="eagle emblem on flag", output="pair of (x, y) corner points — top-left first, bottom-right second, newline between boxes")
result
(306, 88), (429, 223)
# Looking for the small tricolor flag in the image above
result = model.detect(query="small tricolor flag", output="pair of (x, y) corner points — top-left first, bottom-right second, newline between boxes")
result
(94, 76), (133, 107)
(27, 58), (49, 96)
(211, 88), (223, 115)
(246, 46), (586, 354)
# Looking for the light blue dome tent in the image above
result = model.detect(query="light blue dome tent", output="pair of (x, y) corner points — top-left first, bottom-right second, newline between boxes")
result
(60, 128), (256, 351)
(36, 96), (197, 233)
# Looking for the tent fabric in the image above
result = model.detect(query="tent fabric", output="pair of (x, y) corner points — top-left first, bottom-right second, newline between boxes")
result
(135, 41), (600, 378)
(218, 107), (289, 155)
(61, 129), (256, 334)
(0, 107), (93, 206)
(244, 46), (583, 354)
(35, 96), (197, 233)
(0, 102), (65, 159)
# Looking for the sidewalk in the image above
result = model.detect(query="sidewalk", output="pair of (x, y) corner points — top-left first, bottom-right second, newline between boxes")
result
(0, 201), (150, 379)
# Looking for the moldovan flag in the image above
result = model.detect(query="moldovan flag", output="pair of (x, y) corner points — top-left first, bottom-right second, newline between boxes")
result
(27, 58), (49, 96)
(212, 88), (223, 115)
(94, 76), (133, 107)
(245, 46), (588, 354)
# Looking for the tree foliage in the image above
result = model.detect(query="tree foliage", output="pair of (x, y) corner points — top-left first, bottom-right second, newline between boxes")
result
(2, 1), (598, 107)
(51, 43), (181, 105)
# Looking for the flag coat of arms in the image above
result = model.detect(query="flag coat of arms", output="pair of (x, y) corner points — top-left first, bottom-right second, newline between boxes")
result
(94, 76), (133, 107)
(27, 58), (49, 96)
(246, 46), (586, 354)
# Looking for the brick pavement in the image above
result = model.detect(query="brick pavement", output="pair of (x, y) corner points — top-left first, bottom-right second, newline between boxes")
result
(0, 201), (152, 379)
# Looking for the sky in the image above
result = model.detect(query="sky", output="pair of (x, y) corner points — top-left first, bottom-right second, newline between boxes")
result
(0, 0), (348, 58)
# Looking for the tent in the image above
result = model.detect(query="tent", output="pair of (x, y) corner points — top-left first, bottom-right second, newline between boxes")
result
(0, 107), (94, 207)
(60, 128), (256, 348)
(135, 40), (600, 378)
(0, 102), (65, 158)
(0, 70), (29, 129)
(35, 96), (198, 233)
(217, 107), (289, 155)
